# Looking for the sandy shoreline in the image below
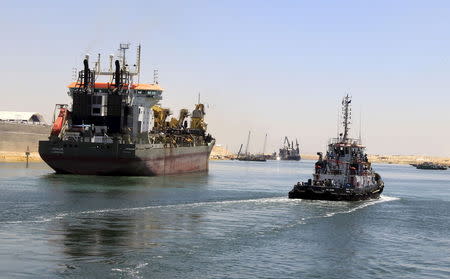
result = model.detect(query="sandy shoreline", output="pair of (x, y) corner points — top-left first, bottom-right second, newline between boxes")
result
(1, 151), (449, 166)
(301, 153), (450, 166)
(0, 151), (43, 162)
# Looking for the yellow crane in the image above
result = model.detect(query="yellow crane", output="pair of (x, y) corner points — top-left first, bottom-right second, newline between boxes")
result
(151, 105), (171, 130)
(169, 109), (190, 129)
(190, 104), (206, 130)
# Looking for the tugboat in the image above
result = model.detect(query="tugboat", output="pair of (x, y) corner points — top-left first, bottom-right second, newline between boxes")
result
(413, 162), (448, 170)
(39, 44), (215, 176)
(289, 95), (384, 201)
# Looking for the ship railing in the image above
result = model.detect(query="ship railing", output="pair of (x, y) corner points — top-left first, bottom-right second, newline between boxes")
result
(329, 137), (362, 146)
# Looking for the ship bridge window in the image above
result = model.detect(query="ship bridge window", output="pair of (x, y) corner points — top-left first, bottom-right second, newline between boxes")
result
(137, 90), (160, 96)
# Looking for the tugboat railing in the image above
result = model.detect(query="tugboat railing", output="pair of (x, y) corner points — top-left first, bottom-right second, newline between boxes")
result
(328, 137), (362, 146)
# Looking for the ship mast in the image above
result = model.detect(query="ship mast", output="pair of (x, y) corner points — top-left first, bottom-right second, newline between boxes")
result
(245, 131), (251, 155)
(119, 43), (129, 70)
(262, 133), (267, 155)
(341, 94), (352, 142)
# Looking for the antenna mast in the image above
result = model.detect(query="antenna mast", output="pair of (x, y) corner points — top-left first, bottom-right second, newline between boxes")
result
(119, 43), (129, 69)
(337, 104), (340, 139)
(342, 94), (352, 141)
(153, 69), (159, 84)
(359, 106), (362, 144)
(136, 44), (141, 83)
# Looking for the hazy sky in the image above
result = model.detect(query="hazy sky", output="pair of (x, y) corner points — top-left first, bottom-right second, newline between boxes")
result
(1, 0), (450, 156)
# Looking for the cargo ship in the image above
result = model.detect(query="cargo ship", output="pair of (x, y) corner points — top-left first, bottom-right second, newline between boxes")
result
(411, 162), (448, 170)
(289, 95), (384, 201)
(39, 44), (215, 176)
(278, 137), (301, 160)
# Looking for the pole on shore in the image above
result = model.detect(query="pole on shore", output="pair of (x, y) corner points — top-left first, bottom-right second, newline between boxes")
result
(25, 146), (30, 168)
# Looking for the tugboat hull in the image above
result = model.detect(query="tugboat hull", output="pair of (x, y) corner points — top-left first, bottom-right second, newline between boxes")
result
(288, 184), (384, 201)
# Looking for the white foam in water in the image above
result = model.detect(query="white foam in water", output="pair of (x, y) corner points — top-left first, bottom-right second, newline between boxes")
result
(1, 195), (399, 225)
(111, 262), (148, 278)
(321, 195), (400, 218)
(79, 196), (290, 215)
(1, 197), (289, 224)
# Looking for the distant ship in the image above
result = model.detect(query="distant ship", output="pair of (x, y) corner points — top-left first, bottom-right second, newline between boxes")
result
(289, 95), (384, 201)
(278, 137), (301, 161)
(411, 162), (448, 170)
(236, 131), (266, 162)
(39, 44), (215, 176)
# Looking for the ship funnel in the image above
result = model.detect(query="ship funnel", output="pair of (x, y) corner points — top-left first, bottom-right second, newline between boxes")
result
(83, 59), (90, 88)
(114, 60), (121, 87)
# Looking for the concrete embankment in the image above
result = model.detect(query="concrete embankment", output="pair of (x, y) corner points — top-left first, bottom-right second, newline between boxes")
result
(0, 122), (49, 162)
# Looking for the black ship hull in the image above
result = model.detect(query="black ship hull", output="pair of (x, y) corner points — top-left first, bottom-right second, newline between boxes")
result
(280, 155), (301, 161)
(39, 140), (215, 176)
(237, 158), (266, 162)
(288, 184), (384, 201)
(416, 166), (447, 170)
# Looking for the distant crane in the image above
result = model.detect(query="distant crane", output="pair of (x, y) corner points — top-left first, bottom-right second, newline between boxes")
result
(262, 133), (267, 155)
(279, 136), (301, 161)
(244, 131), (251, 156)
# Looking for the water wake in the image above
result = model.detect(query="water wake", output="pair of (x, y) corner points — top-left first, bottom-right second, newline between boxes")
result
(321, 195), (400, 218)
(1, 195), (399, 225)
(111, 262), (148, 278)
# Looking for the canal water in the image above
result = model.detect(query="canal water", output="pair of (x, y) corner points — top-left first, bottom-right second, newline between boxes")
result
(0, 161), (449, 278)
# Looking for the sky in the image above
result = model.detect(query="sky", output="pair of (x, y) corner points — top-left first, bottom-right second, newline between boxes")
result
(1, 0), (450, 156)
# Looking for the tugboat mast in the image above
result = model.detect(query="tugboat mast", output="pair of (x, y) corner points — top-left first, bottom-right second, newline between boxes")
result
(341, 94), (352, 142)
